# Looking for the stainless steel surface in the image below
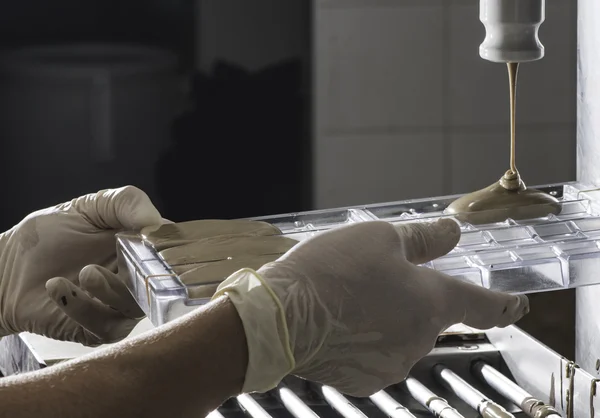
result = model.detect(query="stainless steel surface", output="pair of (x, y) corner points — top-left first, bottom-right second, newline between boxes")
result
(433, 364), (514, 418)
(576, 0), (600, 379)
(0, 333), (45, 376)
(404, 376), (465, 418)
(487, 325), (600, 417)
(237, 394), (274, 418)
(472, 362), (561, 418)
(474, 362), (529, 403)
(369, 391), (416, 418)
(321, 386), (368, 418)
(277, 386), (320, 418)
(434, 365), (487, 411)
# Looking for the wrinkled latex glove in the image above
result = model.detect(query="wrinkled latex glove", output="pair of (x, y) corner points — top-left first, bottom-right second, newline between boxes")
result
(0, 186), (163, 346)
(214, 219), (530, 397)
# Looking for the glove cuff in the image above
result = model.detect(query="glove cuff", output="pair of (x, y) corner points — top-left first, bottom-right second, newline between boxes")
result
(213, 268), (295, 393)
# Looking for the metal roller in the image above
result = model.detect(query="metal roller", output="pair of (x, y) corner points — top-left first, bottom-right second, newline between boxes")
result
(433, 364), (514, 418)
(404, 376), (465, 418)
(471, 361), (561, 418)
(370, 390), (417, 418)
(321, 386), (368, 418)
(237, 394), (273, 418)
(277, 385), (321, 418)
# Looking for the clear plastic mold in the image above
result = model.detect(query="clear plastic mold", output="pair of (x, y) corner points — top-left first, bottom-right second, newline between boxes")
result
(117, 182), (600, 326)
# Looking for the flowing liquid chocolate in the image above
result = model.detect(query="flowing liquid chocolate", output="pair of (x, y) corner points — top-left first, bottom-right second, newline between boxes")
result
(445, 63), (559, 224)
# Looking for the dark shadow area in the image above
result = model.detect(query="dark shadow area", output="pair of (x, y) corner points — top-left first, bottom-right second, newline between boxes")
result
(0, 1), (311, 230)
(157, 59), (309, 221)
(517, 289), (575, 359)
(0, 0), (195, 64)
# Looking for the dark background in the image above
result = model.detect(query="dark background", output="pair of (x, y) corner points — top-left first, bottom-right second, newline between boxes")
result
(0, 0), (312, 230)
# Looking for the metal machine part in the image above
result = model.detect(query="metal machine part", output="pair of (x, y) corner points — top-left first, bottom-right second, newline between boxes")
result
(404, 376), (465, 418)
(198, 324), (600, 418)
(433, 364), (513, 418)
(471, 362), (561, 418)
(321, 386), (370, 418)
(237, 394), (274, 418)
(277, 385), (320, 418)
(369, 391), (416, 418)
(479, 0), (546, 63)
(3, 322), (599, 417)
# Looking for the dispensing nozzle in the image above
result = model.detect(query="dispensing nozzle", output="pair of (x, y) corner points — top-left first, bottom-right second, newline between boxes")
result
(479, 0), (545, 63)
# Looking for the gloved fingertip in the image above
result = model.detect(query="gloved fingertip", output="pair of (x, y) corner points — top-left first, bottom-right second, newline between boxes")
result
(434, 218), (461, 237)
(420, 220), (461, 252)
(78, 265), (114, 297)
(458, 286), (531, 329)
(45, 276), (68, 294)
(521, 295), (531, 315)
(79, 264), (103, 282)
(394, 219), (461, 264)
(112, 186), (162, 230)
(46, 277), (79, 308)
(507, 294), (530, 323)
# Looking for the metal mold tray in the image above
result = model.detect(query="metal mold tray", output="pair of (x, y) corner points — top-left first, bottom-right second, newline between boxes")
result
(117, 182), (600, 326)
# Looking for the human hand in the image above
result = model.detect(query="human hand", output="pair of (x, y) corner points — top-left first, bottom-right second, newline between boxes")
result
(215, 219), (529, 396)
(0, 186), (163, 345)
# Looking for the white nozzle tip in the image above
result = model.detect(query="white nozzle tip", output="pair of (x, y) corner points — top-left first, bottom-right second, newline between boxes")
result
(479, 46), (545, 63)
(479, 0), (545, 63)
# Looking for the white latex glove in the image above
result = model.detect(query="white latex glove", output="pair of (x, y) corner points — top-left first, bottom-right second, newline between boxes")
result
(0, 186), (163, 345)
(214, 219), (529, 397)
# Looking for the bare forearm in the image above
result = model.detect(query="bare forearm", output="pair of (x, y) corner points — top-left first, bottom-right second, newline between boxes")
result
(0, 297), (247, 418)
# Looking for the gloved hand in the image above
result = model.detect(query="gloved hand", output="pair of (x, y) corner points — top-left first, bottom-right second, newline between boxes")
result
(215, 219), (530, 397)
(0, 186), (163, 346)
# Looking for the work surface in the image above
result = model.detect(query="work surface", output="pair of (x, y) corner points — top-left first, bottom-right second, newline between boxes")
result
(0, 319), (155, 375)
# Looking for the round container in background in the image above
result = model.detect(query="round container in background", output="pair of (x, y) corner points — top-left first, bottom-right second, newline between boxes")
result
(0, 44), (185, 226)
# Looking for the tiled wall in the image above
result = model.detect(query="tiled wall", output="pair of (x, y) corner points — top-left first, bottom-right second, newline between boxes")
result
(313, 0), (577, 209)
